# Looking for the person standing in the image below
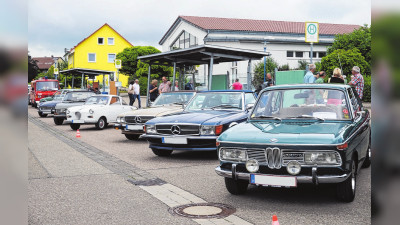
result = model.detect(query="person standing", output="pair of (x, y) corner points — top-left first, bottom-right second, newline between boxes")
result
(315, 71), (326, 104)
(232, 79), (243, 90)
(329, 68), (345, 84)
(174, 80), (180, 91)
(304, 64), (316, 83)
(185, 78), (194, 90)
(265, 73), (274, 87)
(128, 81), (134, 106)
(159, 76), (170, 94)
(148, 79), (159, 102)
(315, 71), (326, 83)
(348, 66), (364, 99)
(132, 79), (141, 108)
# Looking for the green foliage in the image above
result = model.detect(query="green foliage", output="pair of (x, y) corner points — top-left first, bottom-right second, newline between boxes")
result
(35, 65), (55, 80)
(252, 57), (278, 88)
(362, 75), (371, 102)
(315, 61), (322, 72)
(278, 64), (290, 71)
(327, 25), (371, 66)
(28, 54), (39, 82)
(321, 49), (370, 81)
(297, 60), (308, 70)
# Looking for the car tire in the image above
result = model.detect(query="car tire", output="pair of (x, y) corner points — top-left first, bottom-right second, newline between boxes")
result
(38, 112), (47, 117)
(70, 124), (80, 130)
(336, 158), (357, 202)
(125, 134), (140, 140)
(53, 117), (64, 125)
(224, 177), (248, 195)
(362, 139), (371, 168)
(151, 148), (173, 156)
(95, 117), (107, 130)
(32, 102), (37, 108)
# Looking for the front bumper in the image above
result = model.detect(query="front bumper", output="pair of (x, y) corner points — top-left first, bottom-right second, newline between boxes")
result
(114, 123), (144, 134)
(215, 166), (350, 185)
(38, 108), (55, 114)
(141, 134), (218, 151)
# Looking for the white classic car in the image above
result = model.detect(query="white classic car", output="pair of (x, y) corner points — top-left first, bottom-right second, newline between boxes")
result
(114, 91), (195, 140)
(66, 95), (136, 130)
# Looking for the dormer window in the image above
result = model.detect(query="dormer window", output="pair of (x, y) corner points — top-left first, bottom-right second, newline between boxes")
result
(98, 37), (104, 45)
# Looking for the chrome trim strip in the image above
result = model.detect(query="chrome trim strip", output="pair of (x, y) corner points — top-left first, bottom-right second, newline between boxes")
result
(141, 134), (218, 139)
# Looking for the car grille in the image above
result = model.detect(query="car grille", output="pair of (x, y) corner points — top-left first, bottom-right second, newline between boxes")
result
(247, 148), (282, 169)
(41, 106), (53, 110)
(125, 116), (154, 124)
(156, 124), (200, 135)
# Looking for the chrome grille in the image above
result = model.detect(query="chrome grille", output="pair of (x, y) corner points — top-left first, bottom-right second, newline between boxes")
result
(125, 116), (154, 124)
(282, 151), (305, 165)
(265, 147), (282, 169)
(156, 124), (199, 135)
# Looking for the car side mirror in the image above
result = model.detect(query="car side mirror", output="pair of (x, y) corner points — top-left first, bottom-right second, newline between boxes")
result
(246, 103), (255, 111)
(355, 111), (365, 121)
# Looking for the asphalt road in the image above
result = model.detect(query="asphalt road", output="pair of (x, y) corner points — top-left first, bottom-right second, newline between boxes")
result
(28, 105), (371, 225)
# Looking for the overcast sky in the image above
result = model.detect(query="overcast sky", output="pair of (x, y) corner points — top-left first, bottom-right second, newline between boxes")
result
(28, 0), (371, 57)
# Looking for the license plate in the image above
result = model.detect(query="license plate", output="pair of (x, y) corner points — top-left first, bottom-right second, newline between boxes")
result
(126, 125), (143, 130)
(250, 174), (297, 187)
(162, 137), (187, 144)
(72, 120), (84, 124)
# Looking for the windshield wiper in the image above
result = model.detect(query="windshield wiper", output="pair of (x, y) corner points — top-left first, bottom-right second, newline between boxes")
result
(171, 102), (184, 105)
(210, 104), (241, 110)
(287, 115), (325, 121)
(251, 116), (282, 121)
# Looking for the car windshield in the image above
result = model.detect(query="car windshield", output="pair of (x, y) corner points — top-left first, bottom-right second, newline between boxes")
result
(63, 92), (93, 102)
(251, 88), (351, 121)
(186, 92), (243, 111)
(36, 81), (59, 91)
(53, 94), (64, 101)
(152, 92), (195, 106)
(85, 96), (109, 105)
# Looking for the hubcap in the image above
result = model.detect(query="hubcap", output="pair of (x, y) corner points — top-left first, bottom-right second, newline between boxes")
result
(99, 119), (104, 128)
(351, 162), (356, 193)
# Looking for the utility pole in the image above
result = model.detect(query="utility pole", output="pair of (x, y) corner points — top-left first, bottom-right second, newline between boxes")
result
(264, 40), (267, 83)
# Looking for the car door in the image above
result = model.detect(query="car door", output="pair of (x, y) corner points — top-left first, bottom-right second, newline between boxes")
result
(109, 97), (132, 122)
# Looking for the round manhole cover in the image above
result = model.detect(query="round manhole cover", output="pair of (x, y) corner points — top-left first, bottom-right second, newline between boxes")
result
(168, 203), (236, 219)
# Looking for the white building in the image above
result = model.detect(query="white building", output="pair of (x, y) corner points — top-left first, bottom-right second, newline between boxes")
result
(159, 16), (360, 87)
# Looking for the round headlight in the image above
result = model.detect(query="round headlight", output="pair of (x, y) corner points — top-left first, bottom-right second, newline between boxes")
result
(286, 161), (301, 175)
(246, 159), (259, 173)
(89, 109), (94, 114)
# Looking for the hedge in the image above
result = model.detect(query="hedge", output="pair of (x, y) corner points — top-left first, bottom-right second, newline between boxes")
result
(362, 75), (371, 102)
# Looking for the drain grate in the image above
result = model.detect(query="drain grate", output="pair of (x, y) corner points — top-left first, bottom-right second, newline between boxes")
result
(168, 203), (236, 219)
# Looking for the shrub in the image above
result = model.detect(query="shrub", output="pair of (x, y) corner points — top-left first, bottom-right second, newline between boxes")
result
(362, 75), (371, 102)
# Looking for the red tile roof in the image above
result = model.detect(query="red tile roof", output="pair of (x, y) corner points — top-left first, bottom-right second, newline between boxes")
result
(32, 57), (56, 70)
(180, 16), (360, 35)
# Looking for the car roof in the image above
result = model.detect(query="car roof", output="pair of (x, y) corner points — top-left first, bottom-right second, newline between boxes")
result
(265, 83), (350, 90)
(199, 90), (253, 93)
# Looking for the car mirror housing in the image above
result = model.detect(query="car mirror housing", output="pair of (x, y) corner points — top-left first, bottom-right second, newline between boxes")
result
(246, 103), (254, 111)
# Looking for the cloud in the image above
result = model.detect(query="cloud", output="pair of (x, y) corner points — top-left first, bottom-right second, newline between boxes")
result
(28, 0), (371, 57)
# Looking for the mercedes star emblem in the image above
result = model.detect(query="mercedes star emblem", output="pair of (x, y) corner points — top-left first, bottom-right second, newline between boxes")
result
(135, 116), (142, 123)
(171, 125), (181, 135)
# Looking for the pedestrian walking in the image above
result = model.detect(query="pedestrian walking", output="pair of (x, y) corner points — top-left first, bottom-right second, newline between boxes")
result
(329, 68), (345, 84)
(348, 66), (364, 99)
(304, 64), (316, 83)
(132, 79), (141, 108)
(159, 76), (170, 94)
(149, 79), (159, 102)
(185, 78), (194, 90)
(232, 79), (243, 90)
(128, 81), (134, 106)
(315, 71), (326, 83)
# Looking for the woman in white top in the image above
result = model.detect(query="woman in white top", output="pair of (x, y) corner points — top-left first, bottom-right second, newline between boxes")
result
(174, 80), (179, 91)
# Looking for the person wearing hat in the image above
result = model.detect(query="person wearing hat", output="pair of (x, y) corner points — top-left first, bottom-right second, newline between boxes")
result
(348, 66), (364, 99)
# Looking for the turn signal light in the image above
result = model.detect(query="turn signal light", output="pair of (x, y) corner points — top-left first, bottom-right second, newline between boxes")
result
(337, 143), (348, 150)
(216, 141), (220, 147)
(143, 126), (146, 133)
(215, 125), (223, 135)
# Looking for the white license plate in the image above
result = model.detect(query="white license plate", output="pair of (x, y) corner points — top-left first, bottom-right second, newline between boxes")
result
(250, 174), (297, 187)
(72, 120), (84, 124)
(162, 137), (187, 144)
(126, 125), (143, 130)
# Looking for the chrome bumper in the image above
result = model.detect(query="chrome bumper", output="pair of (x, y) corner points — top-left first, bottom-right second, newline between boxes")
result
(215, 166), (350, 184)
(141, 134), (218, 139)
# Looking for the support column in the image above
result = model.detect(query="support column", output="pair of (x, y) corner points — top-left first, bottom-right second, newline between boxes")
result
(208, 54), (214, 91)
(72, 76), (74, 88)
(171, 62), (176, 92)
(310, 43), (313, 64)
(247, 60), (252, 90)
(146, 65), (151, 107)
(103, 74), (105, 93)
(81, 73), (84, 88)
(192, 73), (195, 90)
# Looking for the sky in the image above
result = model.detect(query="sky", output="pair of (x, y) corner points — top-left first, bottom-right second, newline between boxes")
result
(28, 0), (371, 57)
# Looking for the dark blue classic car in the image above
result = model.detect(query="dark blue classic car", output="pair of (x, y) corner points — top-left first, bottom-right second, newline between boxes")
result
(37, 94), (65, 117)
(141, 90), (256, 156)
(215, 84), (370, 202)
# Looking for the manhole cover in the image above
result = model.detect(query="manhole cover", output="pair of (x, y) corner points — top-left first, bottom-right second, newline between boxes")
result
(168, 203), (236, 219)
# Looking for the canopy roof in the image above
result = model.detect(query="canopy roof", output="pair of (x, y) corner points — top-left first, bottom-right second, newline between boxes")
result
(138, 44), (270, 66)
(60, 68), (114, 77)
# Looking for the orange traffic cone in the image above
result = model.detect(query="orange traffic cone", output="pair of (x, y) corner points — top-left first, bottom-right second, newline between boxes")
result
(272, 215), (279, 225)
(76, 129), (81, 138)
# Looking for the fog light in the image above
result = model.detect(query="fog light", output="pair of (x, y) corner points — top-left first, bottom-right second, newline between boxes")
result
(286, 161), (301, 175)
(246, 159), (259, 173)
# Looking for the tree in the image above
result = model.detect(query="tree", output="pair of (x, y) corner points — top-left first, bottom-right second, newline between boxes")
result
(252, 57), (278, 88)
(297, 60), (308, 70)
(327, 25), (371, 66)
(320, 49), (369, 82)
(28, 54), (39, 82)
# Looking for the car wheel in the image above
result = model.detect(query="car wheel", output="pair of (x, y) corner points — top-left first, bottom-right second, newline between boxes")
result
(125, 134), (140, 140)
(53, 117), (64, 125)
(70, 124), (80, 130)
(336, 158), (357, 202)
(151, 148), (173, 156)
(38, 112), (47, 117)
(224, 177), (248, 195)
(95, 117), (107, 130)
(32, 102), (37, 108)
(362, 139), (371, 168)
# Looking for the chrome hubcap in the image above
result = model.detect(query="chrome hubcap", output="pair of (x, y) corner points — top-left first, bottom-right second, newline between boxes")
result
(99, 119), (104, 128)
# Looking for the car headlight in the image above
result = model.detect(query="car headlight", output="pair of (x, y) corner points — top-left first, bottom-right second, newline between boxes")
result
(286, 161), (301, 175)
(246, 159), (259, 173)
(89, 109), (94, 114)
(116, 117), (121, 123)
(200, 125), (223, 135)
(304, 152), (341, 165)
(219, 148), (248, 162)
(145, 125), (156, 134)
(121, 117), (125, 123)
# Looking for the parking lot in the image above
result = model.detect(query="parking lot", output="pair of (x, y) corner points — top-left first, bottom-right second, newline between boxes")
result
(28, 94), (371, 225)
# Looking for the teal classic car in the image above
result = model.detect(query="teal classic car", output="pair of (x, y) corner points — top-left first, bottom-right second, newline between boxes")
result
(215, 84), (370, 202)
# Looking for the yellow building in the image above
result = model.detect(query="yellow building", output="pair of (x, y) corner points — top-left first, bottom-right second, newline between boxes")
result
(67, 23), (133, 87)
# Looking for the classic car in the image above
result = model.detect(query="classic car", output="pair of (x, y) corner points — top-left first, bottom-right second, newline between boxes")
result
(215, 84), (370, 202)
(39, 89), (78, 103)
(37, 93), (65, 117)
(53, 91), (95, 125)
(141, 90), (256, 156)
(114, 91), (195, 140)
(66, 95), (136, 130)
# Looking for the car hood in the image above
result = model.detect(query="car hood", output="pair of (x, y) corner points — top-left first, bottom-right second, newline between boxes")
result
(40, 100), (62, 107)
(55, 101), (86, 109)
(118, 105), (182, 117)
(147, 110), (244, 125)
(68, 104), (106, 112)
(218, 121), (353, 145)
